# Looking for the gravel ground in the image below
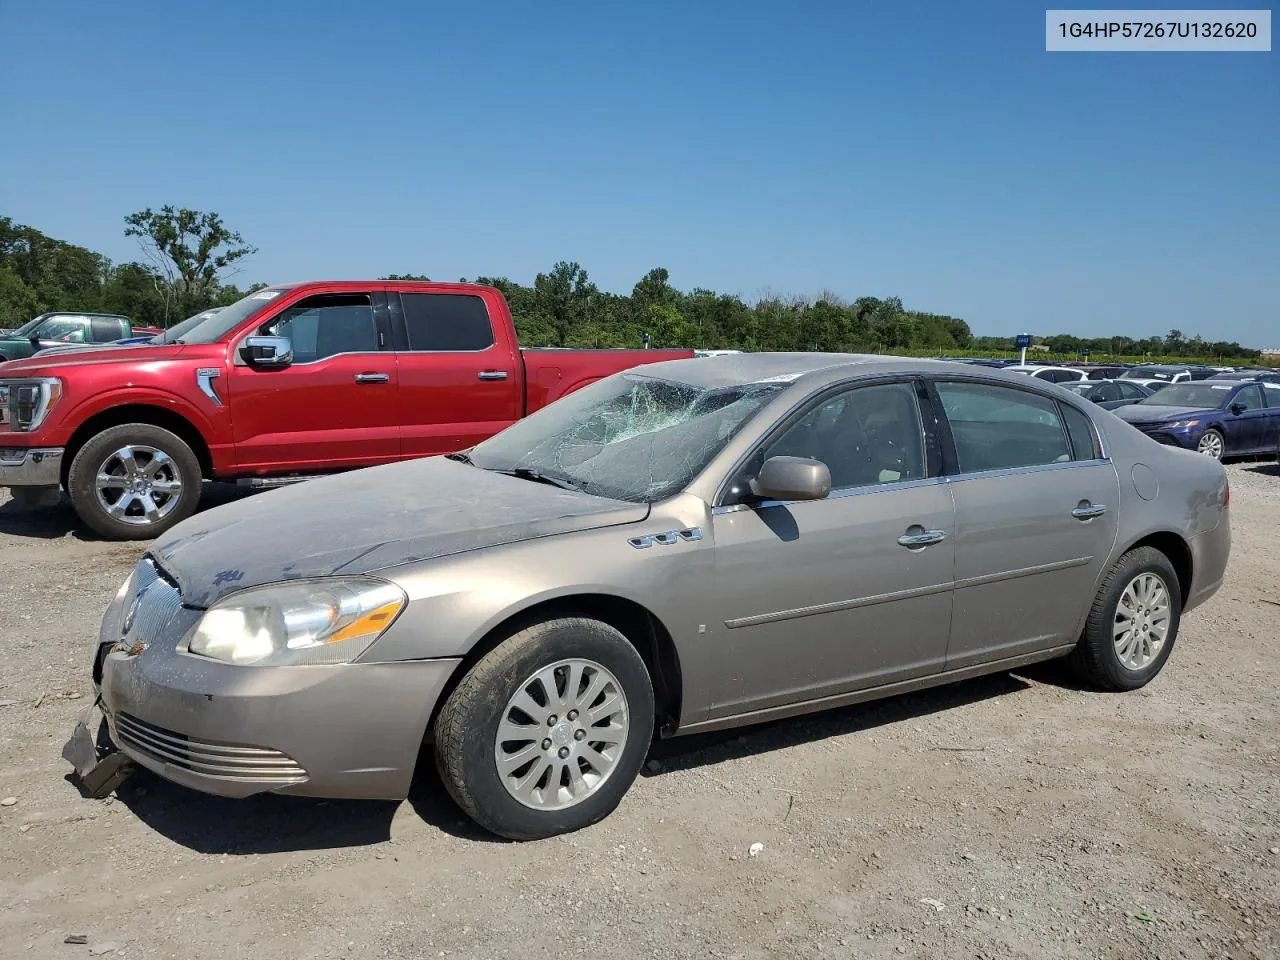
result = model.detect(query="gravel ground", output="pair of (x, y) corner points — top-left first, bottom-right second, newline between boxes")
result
(1, 462), (1278, 960)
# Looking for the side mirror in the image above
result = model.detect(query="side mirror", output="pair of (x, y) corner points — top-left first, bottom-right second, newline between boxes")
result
(1229, 402), (1246, 415)
(750, 456), (832, 502)
(240, 335), (293, 367)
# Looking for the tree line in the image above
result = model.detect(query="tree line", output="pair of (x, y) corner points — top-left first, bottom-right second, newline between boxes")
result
(0, 211), (1263, 362)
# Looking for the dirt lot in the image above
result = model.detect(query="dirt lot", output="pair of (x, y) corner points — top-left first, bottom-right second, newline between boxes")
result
(1, 463), (1277, 960)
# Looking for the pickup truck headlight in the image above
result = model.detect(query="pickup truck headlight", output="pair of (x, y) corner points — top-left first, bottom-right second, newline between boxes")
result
(184, 578), (407, 666)
(0, 378), (64, 432)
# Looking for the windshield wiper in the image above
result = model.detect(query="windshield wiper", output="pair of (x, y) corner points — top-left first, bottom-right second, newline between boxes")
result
(445, 451), (474, 465)
(493, 467), (583, 491)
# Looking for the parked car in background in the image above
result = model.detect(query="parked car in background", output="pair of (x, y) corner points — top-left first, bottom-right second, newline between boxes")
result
(1208, 370), (1280, 384)
(1004, 364), (1087, 383)
(1069, 364), (1128, 380)
(65, 354), (1230, 840)
(1114, 379), (1280, 460)
(0, 313), (134, 362)
(32, 308), (227, 359)
(1120, 365), (1216, 384)
(938, 357), (1014, 368)
(1062, 378), (1153, 410)
(0, 281), (693, 538)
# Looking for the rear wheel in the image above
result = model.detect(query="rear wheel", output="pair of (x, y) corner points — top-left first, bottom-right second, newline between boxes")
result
(1066, 546), (1181, 691)
(67, 423), (202, 540)
(434, 617), (654, 840)
(1197, 428), (1225, 460)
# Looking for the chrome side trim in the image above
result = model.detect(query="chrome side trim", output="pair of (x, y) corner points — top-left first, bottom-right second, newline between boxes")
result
(954, 556), (1092, 590)
(724, 579), (952, 629)
(195, 368), (222, 406)
(940, 458), (1113, 486)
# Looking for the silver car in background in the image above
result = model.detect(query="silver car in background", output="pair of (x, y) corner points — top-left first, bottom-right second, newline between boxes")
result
(68, 354), (1231, 839)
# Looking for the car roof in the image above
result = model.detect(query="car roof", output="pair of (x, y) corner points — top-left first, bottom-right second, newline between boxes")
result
(627, 352), (1065, 390)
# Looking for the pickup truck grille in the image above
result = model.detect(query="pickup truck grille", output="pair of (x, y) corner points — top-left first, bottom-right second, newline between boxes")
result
(115, 713), (307, 783)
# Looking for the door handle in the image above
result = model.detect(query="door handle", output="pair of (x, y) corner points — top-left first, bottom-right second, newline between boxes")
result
(897, 529), (946, 548)
(354, 373), (390, 384)
(1071, 502), (1107, 520)
(477, 370), (509, 381)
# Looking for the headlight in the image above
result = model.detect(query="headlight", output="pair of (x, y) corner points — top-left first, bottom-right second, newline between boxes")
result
(0, 377), (64, 431)
(184, 578), (407, 666)
(1162, 419), (1201, 430)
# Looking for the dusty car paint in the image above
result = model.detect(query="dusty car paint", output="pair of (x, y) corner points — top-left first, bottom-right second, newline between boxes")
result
(76, 354), (1230, 802)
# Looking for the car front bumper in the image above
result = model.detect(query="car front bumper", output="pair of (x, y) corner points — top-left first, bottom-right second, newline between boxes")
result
(0, 446), (63, 487)
(94, 636), (460, 800)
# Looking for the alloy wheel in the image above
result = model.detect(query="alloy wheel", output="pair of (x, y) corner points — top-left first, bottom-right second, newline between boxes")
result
(1113, 572), (1172, 671)
(1197, 431), (1224, 459)
(94, 444), (184, 526)
(494, 658), (630, 811)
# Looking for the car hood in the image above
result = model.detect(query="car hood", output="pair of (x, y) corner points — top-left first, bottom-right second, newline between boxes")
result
(1114, 404), (1216, 424)
(150, 457), (651, 607)
(0, 343), (188, 374)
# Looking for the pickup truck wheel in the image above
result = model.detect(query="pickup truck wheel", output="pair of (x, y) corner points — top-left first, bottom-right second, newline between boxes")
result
(434, 617), (654, 840)
(1066, 546), (1182, 692)
(67, 423), (202, 540)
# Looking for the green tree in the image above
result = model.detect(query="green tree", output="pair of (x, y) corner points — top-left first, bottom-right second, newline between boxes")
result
(124, 206), (256, 322)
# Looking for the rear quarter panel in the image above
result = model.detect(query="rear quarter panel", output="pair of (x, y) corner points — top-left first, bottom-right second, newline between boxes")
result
(1094, 410), (1229, 609)
(521, 348), (695, 411)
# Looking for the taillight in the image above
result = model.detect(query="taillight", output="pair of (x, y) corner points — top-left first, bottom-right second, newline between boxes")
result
(1223, 479), (1230, 508)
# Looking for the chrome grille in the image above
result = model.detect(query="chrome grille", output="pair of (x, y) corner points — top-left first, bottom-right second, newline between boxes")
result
(115, 713), (307, 782)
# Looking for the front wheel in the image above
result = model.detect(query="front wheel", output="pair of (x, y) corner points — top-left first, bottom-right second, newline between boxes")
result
(1196, 428), (1225, 460)
(434, 617), (654, 840)
(1066, 546), (1182, 691)
(66, 423), (203, 540)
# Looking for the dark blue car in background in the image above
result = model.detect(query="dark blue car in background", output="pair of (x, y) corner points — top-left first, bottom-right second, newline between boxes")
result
(1114, 379), (1280, 460)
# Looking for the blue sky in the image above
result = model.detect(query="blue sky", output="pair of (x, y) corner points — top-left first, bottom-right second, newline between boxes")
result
(1, 0), (1275, 344)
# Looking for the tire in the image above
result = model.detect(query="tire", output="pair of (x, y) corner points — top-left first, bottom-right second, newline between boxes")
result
(67, 423), (203, 540)
(1196, 428), (1225, 460)
(1066, 546), (1182, 692)
(434, 617), (655, 840)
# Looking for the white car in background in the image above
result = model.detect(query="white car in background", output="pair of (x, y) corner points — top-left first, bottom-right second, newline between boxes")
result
(1003, 364), (1088, 384)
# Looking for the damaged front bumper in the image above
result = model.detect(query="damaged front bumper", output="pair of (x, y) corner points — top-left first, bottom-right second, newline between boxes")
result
(62, 699), (136, 798)
(65, 636), (460, 801)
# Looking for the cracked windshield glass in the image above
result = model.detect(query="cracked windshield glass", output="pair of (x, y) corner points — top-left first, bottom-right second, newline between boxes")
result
(468, 374), (785, 502)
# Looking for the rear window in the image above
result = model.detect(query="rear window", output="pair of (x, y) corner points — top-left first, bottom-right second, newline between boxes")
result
(936, 381), (1072, 473)
(400, 293), (494, 351)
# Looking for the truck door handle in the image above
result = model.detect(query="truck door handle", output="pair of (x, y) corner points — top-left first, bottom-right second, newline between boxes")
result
(354, 373), (390, 384)
(477, 370), (509, 381)
(1071, 502), (1107, 520)
(897, 528), (946, 548)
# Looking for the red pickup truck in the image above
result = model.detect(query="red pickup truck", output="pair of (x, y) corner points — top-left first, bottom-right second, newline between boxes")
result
(0, 280), (692, 539)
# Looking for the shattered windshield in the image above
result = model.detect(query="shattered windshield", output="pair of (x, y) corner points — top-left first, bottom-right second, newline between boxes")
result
(469, 373), (786, 502)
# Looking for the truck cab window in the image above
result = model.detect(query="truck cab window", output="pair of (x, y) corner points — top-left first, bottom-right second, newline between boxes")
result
(264, 294), (377, 363)
(400, 293), (495, 351)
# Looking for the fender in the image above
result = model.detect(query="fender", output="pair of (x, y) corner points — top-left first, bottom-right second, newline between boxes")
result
(62, 384), (224, 438)
(458, 580), (673, 658)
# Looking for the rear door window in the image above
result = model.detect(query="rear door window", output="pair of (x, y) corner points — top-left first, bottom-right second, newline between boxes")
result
(399, 293), (495, 351)
(935, 380), (1073, 473)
